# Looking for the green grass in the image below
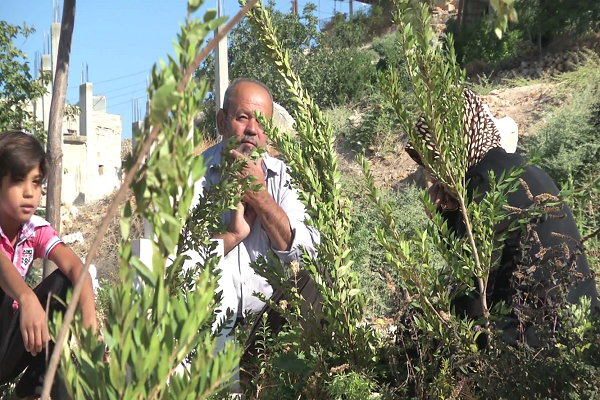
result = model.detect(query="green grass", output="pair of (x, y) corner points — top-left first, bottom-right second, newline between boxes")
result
(343, 176), (429, 318)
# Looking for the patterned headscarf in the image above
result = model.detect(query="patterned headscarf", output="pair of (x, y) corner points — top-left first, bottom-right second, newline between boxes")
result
(405, 88), (502, 171)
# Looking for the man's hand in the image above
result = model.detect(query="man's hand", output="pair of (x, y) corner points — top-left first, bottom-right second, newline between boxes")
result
(427, 183), (459, 218)
(230, 149), (267, 206)
(18, 291), (49, 356)
(229, 202), (257, 242)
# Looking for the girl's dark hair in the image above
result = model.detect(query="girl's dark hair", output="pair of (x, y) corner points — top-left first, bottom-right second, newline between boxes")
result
(0, 131), (48, 182)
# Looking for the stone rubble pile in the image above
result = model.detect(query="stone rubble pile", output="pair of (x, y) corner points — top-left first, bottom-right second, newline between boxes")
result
(496, 45), (599, 80)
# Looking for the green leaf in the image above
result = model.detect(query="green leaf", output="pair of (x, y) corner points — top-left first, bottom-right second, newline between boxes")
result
(203, 9), (217, 23)
(188, 0), (204, 14)
(150, 78), (180, 125)
(130, 257), (157, 288)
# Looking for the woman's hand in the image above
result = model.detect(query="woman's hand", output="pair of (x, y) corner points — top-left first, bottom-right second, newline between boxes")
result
(426, 183), (459, 218)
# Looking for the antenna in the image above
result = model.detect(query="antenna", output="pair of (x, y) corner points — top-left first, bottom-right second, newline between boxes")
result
(86, 63), (89, 83)
(53, 0), (61, 23)
(81, 63), (84, 84)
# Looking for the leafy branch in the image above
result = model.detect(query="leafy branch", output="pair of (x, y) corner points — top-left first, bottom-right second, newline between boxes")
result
(41, 1), (259, 398)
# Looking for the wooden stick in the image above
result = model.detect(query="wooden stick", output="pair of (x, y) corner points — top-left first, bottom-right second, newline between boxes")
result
(43, 0), (76, 278)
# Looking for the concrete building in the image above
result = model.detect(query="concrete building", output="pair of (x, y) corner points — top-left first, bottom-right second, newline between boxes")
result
(28, 19), (123, 206)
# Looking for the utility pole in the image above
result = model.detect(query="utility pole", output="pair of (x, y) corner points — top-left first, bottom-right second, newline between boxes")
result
(44, 0), (76, 278)
(292, 0), (298, 14)
(214, 0), (229, 115)
(349, 0), (353, 18)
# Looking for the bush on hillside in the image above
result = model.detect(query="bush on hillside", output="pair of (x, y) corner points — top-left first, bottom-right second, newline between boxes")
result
(346, 182), (429, 318)
(525, 88), (600, 184)
(516, 0), (600, 48)
(445, 16), (522, 66)
(196, 1), (377, 115)
(342, 93), (399, 154)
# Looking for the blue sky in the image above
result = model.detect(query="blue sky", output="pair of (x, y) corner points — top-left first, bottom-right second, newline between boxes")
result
(2, 0), (368, 139)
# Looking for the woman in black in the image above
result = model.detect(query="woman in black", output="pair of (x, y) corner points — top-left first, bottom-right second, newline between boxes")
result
(405, 88), (599, 346)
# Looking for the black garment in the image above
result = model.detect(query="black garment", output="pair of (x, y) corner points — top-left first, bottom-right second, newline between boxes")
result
(441, 148), (599, 345)
(0, 270), (72, 399)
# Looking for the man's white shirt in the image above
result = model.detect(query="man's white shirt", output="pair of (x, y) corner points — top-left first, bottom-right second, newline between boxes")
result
(189, 141), (320, 318)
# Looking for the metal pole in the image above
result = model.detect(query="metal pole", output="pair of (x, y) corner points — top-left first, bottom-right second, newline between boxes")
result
(214, 0), (229, 113)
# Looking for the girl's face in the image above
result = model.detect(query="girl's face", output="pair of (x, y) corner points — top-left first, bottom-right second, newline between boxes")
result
(0, 166), (43, 225)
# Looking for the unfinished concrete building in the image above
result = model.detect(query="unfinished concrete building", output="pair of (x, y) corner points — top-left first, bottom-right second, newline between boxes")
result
(28, 16), (123, 206)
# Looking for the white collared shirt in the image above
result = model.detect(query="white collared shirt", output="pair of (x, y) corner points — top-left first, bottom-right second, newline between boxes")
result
(189, 142), (320, 316)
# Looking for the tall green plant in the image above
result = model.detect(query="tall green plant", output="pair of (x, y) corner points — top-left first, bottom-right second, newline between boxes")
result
(362, 0), (600, 396)
(46, 2), (249, 399)
(235, 1), (379, 397)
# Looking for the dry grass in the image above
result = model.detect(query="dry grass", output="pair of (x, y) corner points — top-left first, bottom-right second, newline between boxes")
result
(63, 191), (144, 284)
(63, 138), (218, 284)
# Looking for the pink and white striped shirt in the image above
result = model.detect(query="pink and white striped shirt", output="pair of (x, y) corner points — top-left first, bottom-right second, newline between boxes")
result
(0, 215), (63, 311)
(0, 215), (63, 280)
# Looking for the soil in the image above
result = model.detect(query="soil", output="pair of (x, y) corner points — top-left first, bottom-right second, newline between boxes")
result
(337, 82), (562, 190)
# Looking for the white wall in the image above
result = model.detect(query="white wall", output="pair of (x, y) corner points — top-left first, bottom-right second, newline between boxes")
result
(90, 112), (122, 202)
(63, 138), (87, 204)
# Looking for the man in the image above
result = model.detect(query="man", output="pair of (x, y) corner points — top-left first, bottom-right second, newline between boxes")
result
(190, 78), (320, 343)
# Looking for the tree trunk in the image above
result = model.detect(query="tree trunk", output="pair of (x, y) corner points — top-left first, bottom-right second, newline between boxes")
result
(457, 0), (466, 32)
(43, 0), (76, 278)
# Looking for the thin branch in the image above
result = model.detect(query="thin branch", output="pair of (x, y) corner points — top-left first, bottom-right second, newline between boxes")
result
(583, 227), (600, 243)
(456, 191), (490, 330)
(40, 1), (259, 398)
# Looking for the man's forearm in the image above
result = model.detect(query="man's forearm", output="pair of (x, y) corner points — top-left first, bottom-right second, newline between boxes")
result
(252, 192), (293, 252)
(214, 232), (242, 256)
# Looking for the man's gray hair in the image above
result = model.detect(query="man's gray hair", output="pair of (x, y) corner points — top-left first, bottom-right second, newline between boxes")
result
(222, 78), (274, 115)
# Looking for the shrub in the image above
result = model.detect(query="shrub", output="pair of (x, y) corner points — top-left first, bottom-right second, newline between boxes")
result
(445, 16), (522, 65)
(241, 0), (600, 398)
(346, 181), (429, 318)
(516, 0), (600, 48)
(45, 2), (244, 398)
(525, 88), (600, 184)
(196, 1), (377, 114)
(372, 32), (405, 74)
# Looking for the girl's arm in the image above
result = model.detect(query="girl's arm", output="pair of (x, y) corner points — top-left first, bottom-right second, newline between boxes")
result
(0, 251), (49, 355)
(48, 244), (97, 333)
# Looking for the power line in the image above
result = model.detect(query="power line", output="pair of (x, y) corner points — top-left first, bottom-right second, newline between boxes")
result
(67, 80), (148, 104)
(94, 69), (149, 85)
(67, 69), (149, 91)
(108, 96), (147, 110)
(97, 80), (147, 96)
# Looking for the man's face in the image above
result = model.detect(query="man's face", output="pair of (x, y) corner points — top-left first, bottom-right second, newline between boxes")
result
(217, 82), (273, 156)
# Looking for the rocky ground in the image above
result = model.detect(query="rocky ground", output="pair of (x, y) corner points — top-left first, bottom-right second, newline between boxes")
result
(336, 81), (563, 190)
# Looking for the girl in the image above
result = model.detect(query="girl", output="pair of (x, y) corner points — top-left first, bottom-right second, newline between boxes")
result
(0, 130), (97, 399)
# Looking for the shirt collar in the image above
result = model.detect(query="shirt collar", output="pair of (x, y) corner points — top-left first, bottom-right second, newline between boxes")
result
(207, 141), (280, 176)
(0, 214), (49, 242)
